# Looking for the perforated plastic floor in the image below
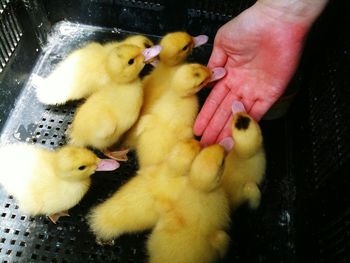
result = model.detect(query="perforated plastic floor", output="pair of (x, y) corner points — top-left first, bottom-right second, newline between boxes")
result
(0, 22), (295, 262)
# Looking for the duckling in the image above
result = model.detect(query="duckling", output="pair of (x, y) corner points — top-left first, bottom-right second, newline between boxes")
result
(87, 139), (201, 244)
(222, 102), (266, 210)
(142, 32), (208, 112)
(147, 144), (230, 263)
(122, 32), (208, 148)
(68, 44), (161, 161)
(35, 35), (158, 105)
(0, 143), (118, 223)
(136, 63), (224, 167)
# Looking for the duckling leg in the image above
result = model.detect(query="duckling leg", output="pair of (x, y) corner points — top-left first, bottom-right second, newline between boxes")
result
(48, 210), (70, 224)
(103, 148), (129, 161)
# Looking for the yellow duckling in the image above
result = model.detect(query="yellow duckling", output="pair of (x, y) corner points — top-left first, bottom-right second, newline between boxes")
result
(222, 101), (266, 210)
(136, 63), (224, 167)
(87, 139), (201, 244)
(0, 143), (118, 223)
(147, 144), (230, 263)
(35, 35), (156, 105)
(122, 32), (208, 148)
(68, 44), (161, 161)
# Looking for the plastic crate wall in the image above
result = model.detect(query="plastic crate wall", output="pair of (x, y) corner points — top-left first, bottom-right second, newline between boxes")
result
(292, 0), (350, 262)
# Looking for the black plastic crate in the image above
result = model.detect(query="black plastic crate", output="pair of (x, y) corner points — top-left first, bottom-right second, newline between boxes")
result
(0, 0), (349, 262)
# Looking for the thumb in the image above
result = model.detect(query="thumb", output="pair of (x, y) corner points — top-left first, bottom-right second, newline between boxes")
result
(207, 45), (227, 69)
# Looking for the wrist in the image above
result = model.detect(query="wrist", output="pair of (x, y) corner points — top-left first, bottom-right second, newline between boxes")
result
(257, 0), (328, 26)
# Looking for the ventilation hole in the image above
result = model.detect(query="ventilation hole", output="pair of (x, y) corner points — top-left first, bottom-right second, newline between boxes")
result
(9, 195), (13, 199)
(36, 132), (40, 135)
(41, 140), (46, 144)
(6, 249), (12, 255)
(51, 259), (58, 263)
(53, 109), (58, 112)
(10, 240), (15, 245)
(42, 255), (47, 261)
(14, 205), (19, 209)
(19, 241), (25, 247)
(4, 228), (10, 233)
(47, 126), (52, 129)
(33, 138), (37, 143)
(67, 121), (72, 125)
(64, 249), (71, 254)
(55, 247), (60, 253)
(44, 133), (49, 136)
(14, 230), (19, 235)
(45, 245), (50, 251)
(53, 134), (57, 138)
(45, 108), (50, 111)
(16, 251), (22, 257)
(31, 254), (37, 259)
(20, 216), (25, 220)
(39, 125), (43, 128)
(62, 110), (67, 113)
(50, 142), (54, 145)
(42, 118), (46, 121)
(58, 142), (63, 146)
(61, 135), (66, 139)
(24, 231), (30, 236)
(29, 217), (35, 222)
(11, 214), (16, 219)
(5, 203), (10, 208)
(55, 127), (60, 131)
(58, 120), (63, 123)
(38, 234), (44, 239)
(1, 212), (6, 217)
(35, 244), (41, 249)
(1, 238), (5, 243)
(58, 237), (64, 242)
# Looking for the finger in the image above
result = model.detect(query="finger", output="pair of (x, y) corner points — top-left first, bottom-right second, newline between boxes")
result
(207, 45), (228, 69)
(249, 100), (274, 121)
(216, 115), (233, 144)
(193, 82), (229, 136)
(199, 92), (238, 146)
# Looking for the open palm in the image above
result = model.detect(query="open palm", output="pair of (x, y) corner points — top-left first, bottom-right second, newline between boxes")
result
(194, 2), (309, 146)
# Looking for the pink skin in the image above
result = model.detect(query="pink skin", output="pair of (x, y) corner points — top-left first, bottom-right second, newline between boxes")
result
(193, 1), (321, 146)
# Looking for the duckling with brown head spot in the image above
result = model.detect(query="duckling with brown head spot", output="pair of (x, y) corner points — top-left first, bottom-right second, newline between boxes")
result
(222, 108), (266, 210)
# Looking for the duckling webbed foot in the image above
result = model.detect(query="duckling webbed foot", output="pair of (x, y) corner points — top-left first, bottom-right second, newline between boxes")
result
(103, 149), (129, 162)
(48, 210), (70, 224)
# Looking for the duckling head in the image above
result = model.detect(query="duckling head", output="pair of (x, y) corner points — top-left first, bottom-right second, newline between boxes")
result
(172, 63), (212, 96)
(159, 32), (196, 66)
(106, 44), (146, 83)
(231, 112), (263, 157)
(189, 144), (225, 192)
(56, 146), (118, 181)
(121, 35), (154, 49)
(166, 139), (201, 176)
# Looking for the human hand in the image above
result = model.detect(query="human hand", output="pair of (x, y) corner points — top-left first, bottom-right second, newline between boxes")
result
(194, 0), (327, 146)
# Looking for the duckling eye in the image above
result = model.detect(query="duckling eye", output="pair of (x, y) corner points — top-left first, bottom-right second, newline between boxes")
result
(128, 58), (135, 65)
(182, 44), (189, 51)
(78, 165), (86, 170)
